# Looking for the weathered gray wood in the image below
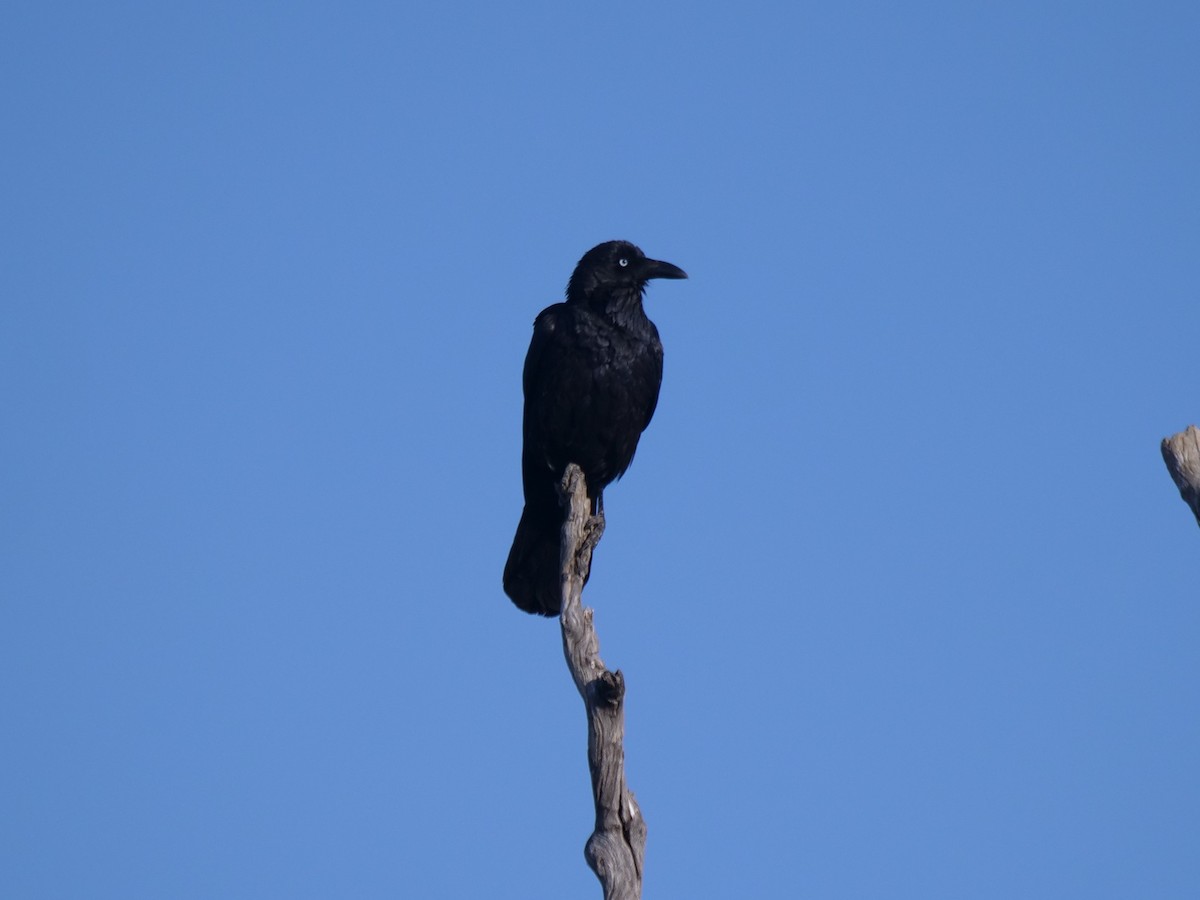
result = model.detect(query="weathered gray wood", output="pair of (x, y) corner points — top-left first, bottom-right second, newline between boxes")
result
(557, 464), (645, 900)
(1162, 425), (1200, 529)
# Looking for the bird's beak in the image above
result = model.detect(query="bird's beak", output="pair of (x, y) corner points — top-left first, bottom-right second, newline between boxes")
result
(642, 258), (688, 281)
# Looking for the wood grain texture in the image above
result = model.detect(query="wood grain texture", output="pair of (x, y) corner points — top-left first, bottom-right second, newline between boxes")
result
(557, 464), (645, 900)
(1161, 425), (1200, 528)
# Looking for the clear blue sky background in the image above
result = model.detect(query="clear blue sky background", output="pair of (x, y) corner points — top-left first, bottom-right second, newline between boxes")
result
(3, 2), (1197, 897)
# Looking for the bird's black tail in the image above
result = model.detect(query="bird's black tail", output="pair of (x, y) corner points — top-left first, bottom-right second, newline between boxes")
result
(504, 502), (592, 616)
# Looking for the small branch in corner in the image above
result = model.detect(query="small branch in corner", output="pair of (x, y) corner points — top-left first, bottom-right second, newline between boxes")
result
(1161, 425), (1200, 529)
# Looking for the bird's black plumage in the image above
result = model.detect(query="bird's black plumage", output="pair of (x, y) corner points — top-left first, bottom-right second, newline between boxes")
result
(503, 241), (687, 616)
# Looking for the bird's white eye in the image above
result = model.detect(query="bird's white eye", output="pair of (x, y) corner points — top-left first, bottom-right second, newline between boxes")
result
(618, 258), (629, 267)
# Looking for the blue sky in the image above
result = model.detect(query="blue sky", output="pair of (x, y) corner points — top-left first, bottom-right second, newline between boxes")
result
(3, 1), (1197, 897)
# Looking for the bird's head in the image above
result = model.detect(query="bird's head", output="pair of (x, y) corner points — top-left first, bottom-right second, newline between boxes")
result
(566, 240), (687, 312)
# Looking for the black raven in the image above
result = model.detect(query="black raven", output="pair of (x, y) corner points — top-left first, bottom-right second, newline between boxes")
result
(503, 240), (687, 616)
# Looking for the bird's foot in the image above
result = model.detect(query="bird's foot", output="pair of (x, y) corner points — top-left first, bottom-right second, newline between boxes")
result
(582, 509), (605, 553)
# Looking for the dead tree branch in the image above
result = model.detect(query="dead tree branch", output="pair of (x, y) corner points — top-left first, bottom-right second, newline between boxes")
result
(557, 464), (646, 900)
(1161, 425), (1200, 528)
